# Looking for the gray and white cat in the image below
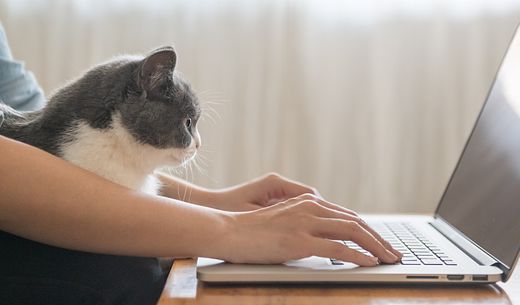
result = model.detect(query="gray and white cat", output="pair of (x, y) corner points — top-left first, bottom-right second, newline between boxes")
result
(0, 46), (201, 194)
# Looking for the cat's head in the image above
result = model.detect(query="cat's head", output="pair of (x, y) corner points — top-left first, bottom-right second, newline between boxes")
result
(116, 46), (201, 167)
(47, 46), (201, 169)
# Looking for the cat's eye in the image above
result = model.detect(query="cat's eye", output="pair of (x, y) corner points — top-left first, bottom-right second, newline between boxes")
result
(185, 118), (192, 129)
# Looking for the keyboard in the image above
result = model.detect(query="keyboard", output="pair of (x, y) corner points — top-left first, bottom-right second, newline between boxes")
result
(330, 222), (457, 266)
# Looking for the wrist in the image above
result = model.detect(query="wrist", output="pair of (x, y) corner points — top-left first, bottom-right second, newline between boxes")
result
(195, 209), (239, 260)
(196, 188), (235, 210)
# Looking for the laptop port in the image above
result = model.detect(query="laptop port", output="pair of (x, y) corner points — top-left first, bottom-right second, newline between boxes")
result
(447, 274), (465, 280)
(472, 275), (488, 281)
(406, 275), (439, 279)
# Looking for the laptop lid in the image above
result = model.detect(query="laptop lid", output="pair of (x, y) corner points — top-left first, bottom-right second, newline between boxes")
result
(434, 25), (520, 280)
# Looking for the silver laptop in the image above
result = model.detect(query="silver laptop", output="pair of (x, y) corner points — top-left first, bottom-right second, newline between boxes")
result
(197, 25), (520, 284)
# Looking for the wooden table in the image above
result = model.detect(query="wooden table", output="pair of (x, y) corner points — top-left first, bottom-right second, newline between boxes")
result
(158, 258), (520, 305)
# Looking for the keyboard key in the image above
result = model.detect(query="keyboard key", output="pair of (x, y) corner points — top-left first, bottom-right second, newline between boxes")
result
(410, 250), (430, 254)
(414, 250), (432, 253)
(416, 254), (435, 258)
(442, 260), (457, 265)
(378, 222), (454, 266)
(420, 258), (443, 265)
(407, 243), (425, 247)
(401, 260), (421, 265)
(402, 258), (420, 262)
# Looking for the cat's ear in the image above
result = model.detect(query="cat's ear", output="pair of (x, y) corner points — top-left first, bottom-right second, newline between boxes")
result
(138, 46), (177, 91)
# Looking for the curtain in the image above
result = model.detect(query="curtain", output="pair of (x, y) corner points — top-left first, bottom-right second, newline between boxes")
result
(1, 0), (520, 213)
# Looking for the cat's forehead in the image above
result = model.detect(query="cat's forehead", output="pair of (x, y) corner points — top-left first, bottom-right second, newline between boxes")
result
(159, 74), (200, 114)
(94, 54), (200, 116)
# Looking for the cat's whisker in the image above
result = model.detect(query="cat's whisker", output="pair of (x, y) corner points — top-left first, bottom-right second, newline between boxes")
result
(200, 113), (218, 125)
(192, 155), (218, 184)
(200, 103), (222, 121)
(197, 147), (215, 154)
(187, 161), (194, 202)
(195, 159), (211, 173)
(197, 90), (226, 100)
(200, 106), (217, 120)
(181, 162), (190, 202)
(202, 105), (222, 121)
(192, 155), (208, 176)
(169, 166), (182, 201)
(197, 89), (222, 96)
(201, 100), (225, 109)
(196, 154), (210, 167)
(184, 159), (193, 202)
(194, 160), (208, 172)
(201, 100), (226, 106)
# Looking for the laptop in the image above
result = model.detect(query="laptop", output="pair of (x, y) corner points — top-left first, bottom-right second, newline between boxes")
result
(196, 25), (520, 284)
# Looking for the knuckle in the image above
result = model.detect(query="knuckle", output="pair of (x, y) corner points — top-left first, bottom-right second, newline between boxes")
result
(300, 199), (319, 209)
(350, 210), (360, 217)
(299, 193), (317, 200)
(281, 197), (294, 205)
(330, 243), (345, 257)
(265, 172), (281, 181)
(352, 250), (365, 260)
(351, 215), (364, 224)
(347, 221), (362, 232)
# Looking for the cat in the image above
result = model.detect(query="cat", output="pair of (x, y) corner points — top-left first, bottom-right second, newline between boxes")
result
(0, 46), (201, 195)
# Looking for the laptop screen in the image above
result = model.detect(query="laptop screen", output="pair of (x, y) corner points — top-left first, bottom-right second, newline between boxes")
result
(436, 27), (520, 269)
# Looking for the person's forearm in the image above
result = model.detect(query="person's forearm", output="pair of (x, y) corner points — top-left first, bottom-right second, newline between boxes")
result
(157, 172), (221, 208)
(0, 136), (231, 258)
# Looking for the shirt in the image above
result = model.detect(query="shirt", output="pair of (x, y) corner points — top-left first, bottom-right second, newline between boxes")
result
(0, 23), (44, 111)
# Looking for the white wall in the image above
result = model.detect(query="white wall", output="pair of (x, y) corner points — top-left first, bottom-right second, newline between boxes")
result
(1, 0), (520, 213)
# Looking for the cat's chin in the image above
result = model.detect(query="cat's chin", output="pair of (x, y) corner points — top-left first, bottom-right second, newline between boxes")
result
(167, 151), (197, 167)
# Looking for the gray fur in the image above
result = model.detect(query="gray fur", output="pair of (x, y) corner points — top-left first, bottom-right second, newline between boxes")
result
(0, 46), (200, 156)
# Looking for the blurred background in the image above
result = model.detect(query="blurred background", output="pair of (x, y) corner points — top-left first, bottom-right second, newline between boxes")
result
(1, 0), (520, 213)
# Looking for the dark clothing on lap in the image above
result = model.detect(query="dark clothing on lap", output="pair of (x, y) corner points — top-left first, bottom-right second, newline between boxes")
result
(0, 231), (167, 305)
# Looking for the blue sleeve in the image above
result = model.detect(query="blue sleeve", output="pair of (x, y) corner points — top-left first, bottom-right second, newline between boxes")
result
(0, 24), (45, 111)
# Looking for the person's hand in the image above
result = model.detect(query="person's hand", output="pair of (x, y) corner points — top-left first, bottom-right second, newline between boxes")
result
(219, 193), (403, 266)
(213, 173), (320, 211)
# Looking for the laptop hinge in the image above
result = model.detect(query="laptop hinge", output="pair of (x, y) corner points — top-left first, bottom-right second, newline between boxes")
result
(430, 217), (498, 266)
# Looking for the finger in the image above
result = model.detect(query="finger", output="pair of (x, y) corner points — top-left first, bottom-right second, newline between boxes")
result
(311, 217), (399, 263)
(264, 173), (321, 199)
(311, 199), (403, 259)
(295, 195), (402, 259)
(294, 193), (357, 216)
(309, 238), (379, 267)
(294, 199), (401, 259)
(235, 202), (265, 212)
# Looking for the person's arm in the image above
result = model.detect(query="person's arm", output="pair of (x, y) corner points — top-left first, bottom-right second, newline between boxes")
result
(157, 172), (319, 211)
(0, 135), (230, 258)
(0, 136), (400, 265)
(156, 172), (216, 207)
(158, 172), (402, 260)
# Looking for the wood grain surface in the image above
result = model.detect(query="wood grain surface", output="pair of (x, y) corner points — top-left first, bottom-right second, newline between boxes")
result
(158, 258), (520, 305)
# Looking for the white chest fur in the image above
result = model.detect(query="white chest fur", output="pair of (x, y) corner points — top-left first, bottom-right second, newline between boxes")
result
(59, 115), (165, 194)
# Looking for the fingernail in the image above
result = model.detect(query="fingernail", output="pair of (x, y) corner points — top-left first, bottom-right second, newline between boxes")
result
(370, 256), (379, 265)
(393, 249), (403, 259)
(386, 250), (399, 262)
